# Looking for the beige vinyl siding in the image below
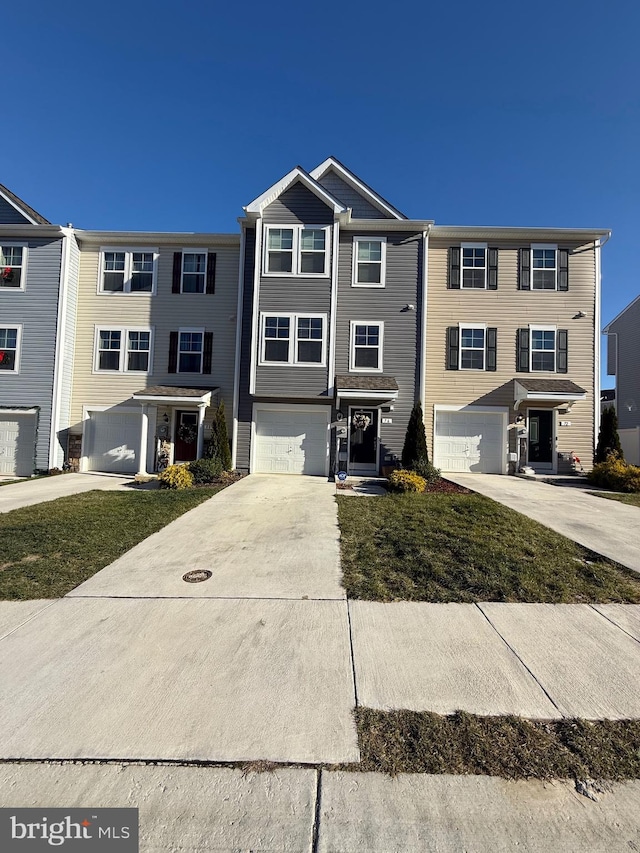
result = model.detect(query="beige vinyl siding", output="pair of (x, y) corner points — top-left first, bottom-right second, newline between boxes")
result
(70, 241), (240, 435)
(426, 239), (597, 469)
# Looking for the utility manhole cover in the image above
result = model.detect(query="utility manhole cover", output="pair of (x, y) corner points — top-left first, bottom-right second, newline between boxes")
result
(182, 569), (212, 583)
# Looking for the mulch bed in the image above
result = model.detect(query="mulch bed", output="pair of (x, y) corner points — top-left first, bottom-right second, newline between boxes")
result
(425, 478), (471, 494)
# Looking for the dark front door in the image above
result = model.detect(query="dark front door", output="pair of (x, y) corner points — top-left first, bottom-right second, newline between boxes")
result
(528, 409), (553, 466)
(349, 409), (378, 473)
(174, 410), (198, 462)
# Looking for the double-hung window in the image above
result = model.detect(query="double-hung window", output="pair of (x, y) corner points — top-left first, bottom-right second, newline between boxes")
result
(1, 245), (26, 289)
(350, 322), (383, 372)
(261, 314), (325, 365)
(531, 245), (557, 290)
(264, 226), (328, 276)
(178, 330), (204, 373)
(460, 326), (486, 369)
(530, 327), (556, 371)
(181, 252), (207, 293)
(0, 326), (20, 371)
(95, 328), (152, 373)
(352, 237), (386, 287)
(461, 244), (487, 289)
(99, 248), (158, 294)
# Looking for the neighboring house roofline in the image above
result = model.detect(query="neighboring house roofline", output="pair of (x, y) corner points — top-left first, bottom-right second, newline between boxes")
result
(342, 218), (433, 231)
(0, 223), (64, 237)
(431, 225), (611, 241)
(0, 183), (51, 225)
(74, 230), (240, 245)
(243, 166), (347, 217)
(603, 293), (640, 333)
(309, 156), (408, 220)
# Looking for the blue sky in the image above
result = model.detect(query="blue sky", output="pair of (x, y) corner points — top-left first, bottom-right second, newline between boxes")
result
(3, 0), (637, 386)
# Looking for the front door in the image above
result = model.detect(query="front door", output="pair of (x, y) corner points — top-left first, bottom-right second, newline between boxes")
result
(528, 409), (554, 470)
(174, 410), (199, 462)
(349, 408), (379, 474)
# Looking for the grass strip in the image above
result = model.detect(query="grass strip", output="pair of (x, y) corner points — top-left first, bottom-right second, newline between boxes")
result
(590, 492), (640, 508)
(337, 493), (640, 603)
(0, 488), (221, 600)
(354, 708), (640, 780)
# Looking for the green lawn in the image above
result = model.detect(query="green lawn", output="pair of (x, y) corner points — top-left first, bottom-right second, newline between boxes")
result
(337, 493), (640, 603)
(0, 488), (222, 600)
(353, 708), (640, 780)
(591, 492), (640, 508)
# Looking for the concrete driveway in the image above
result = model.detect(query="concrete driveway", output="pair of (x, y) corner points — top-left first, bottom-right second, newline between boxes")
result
(446, 474), (640, 574)
(0, 473), (134, 513)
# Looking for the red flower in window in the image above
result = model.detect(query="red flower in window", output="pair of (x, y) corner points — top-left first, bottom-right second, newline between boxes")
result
(2, 267), (13, 282)
(0, 352), (5, 363)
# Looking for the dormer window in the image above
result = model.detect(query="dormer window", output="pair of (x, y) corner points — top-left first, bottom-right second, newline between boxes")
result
(264, 226), (328, 276)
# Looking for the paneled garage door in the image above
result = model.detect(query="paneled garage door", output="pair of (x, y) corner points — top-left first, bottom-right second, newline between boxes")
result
(86, 411), (140, 474)
(434, 409), (505, 474)
(0, 413), (37, 476)
(254, 408), (329, 475)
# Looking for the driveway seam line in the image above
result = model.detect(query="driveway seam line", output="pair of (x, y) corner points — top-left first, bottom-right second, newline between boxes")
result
(587, 603), (640, 647)
(311, 768), (322, 853)
(0, 599), (61, 643)
(475, 603), (565, 718)
(346, 600), (360, 708)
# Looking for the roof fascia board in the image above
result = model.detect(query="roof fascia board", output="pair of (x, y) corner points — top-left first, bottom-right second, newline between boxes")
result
(75, 230), (239, 245)
(341, 218), (433, 231)
(310, 157), (407, 220)
(0, 224), (63, 237)
(603, 293), (640, 332)
(431, 225), (611, 241)
(243, 167), (346, 216)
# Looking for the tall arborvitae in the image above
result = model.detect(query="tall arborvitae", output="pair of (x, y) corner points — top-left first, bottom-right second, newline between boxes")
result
(595, 405), (623, 463)
(401, 401), (429, 468)
(213, 400), (232, 471)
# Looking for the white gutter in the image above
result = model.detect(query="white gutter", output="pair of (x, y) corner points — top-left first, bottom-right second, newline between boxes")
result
(419, 228), (430, 411)
(48, 229), (72, 468)
(249, 224), (262, 395)
(594, 236), (603, 445)
(231, 226), (246, 469)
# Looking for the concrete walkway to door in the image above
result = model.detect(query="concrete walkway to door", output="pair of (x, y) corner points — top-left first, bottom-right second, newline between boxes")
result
(446, 473), (640, 574)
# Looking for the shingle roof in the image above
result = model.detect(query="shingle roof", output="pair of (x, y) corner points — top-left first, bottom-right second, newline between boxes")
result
(0, 183), (50, 225)
(134, 385), (215, 398)
(516, 378), (586, 395)
(335, 375), (399, 391)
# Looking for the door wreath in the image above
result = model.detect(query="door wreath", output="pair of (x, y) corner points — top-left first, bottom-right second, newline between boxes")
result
(352, 413), (371, 431)
(178, 424), (197, 444)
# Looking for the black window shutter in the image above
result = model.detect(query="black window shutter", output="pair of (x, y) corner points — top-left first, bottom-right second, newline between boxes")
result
(519, 248), (530, 290)
(203, 332), (213, 374)
(487, 248), (498, 290)
(558, 249), (569, 291)
(168, 331), (178, 373)
(172, 253), (182, 293)
(557, 329), (568, 373)
(517, 328), (530, 372)
(206, 253), (216, 295)
(449, 247), (461, 289)
(447, 326), (459, 369)
(486, 328), (497, 371)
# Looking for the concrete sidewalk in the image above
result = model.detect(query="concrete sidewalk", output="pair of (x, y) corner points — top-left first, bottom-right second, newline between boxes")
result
(446, 473), (640, 574)
(0, 473), (134, 513)
(1, 763), (638, 852)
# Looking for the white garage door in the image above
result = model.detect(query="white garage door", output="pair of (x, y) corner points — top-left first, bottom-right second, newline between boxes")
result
(254, 409), (329, 475)
(0, 413), (37, 476)
(434, 409), (505, 474)
(86, 411), (140, 474)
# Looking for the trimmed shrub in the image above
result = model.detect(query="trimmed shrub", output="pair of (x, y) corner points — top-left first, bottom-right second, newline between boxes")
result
(595, 406), (623, 463)
(413, 458), (441, 485)
(158, 463), (194, 490)
(206, 400), (232, 471)
(401, 402), (429, 469)
(188, 457), (223, 485)
(387, 470), (427, 493)
(587, 456), (640, 493)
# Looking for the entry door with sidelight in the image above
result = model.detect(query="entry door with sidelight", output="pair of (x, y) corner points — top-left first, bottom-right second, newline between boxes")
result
(528, 409), (554, 471)
(174, 410), (199, 462)
(349, 408), (379, 474)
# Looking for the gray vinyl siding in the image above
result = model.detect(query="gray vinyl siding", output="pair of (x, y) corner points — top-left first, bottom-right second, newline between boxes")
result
(262, 183), (334, 225)
(316, 172), (389, 219)
(607, 299), (640, 430)
(0, 236), (63, 470)
(0, 196), (31, 224)
(236, 228), (256, 471)
(336, 230), (422, 465)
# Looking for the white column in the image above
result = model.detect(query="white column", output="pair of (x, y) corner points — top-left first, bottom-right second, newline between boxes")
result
(196, 403), (206, 459)
(138, 403), (149, 476)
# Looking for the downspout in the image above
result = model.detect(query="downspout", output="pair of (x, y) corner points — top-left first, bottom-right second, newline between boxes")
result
(49, 227), (70, 469)
(327, 219), (339, 399)
(231, 225), (246, 470)
(594, 234), (609, 453)
(419, 227), (430, 410)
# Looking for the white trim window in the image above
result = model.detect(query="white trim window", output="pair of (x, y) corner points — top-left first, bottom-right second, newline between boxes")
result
(461, 243), (487, 289)
(264, 226), (329, 276)
(352, 236), (386, 287)
(530, 326), (556, 371)
(95, 327), (153, 373)
(350, 321), (383, 372)
(260, 313), (326, 365)
(459, 324), (486, 369)
(0, 244), (27, 289)
(0, 326), (20, 372)
(531, 244), (557, 290)
(181, 251), (207, 293)
(178, 329), (204, 373)
(99, 248), (158, 294)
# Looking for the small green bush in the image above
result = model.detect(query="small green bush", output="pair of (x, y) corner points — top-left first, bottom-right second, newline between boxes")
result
(158, 463), (194, 490)
(587, 455), (640, 493)
(387, 469), (427, 493)
(412, 457), (441, 484)
(188, 457), (223, 485)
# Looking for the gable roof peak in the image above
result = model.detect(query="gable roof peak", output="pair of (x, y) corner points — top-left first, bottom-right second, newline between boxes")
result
(0, 182), (50, 225)
(309, 157), (407, 220)
(243, 165), (347, 217)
